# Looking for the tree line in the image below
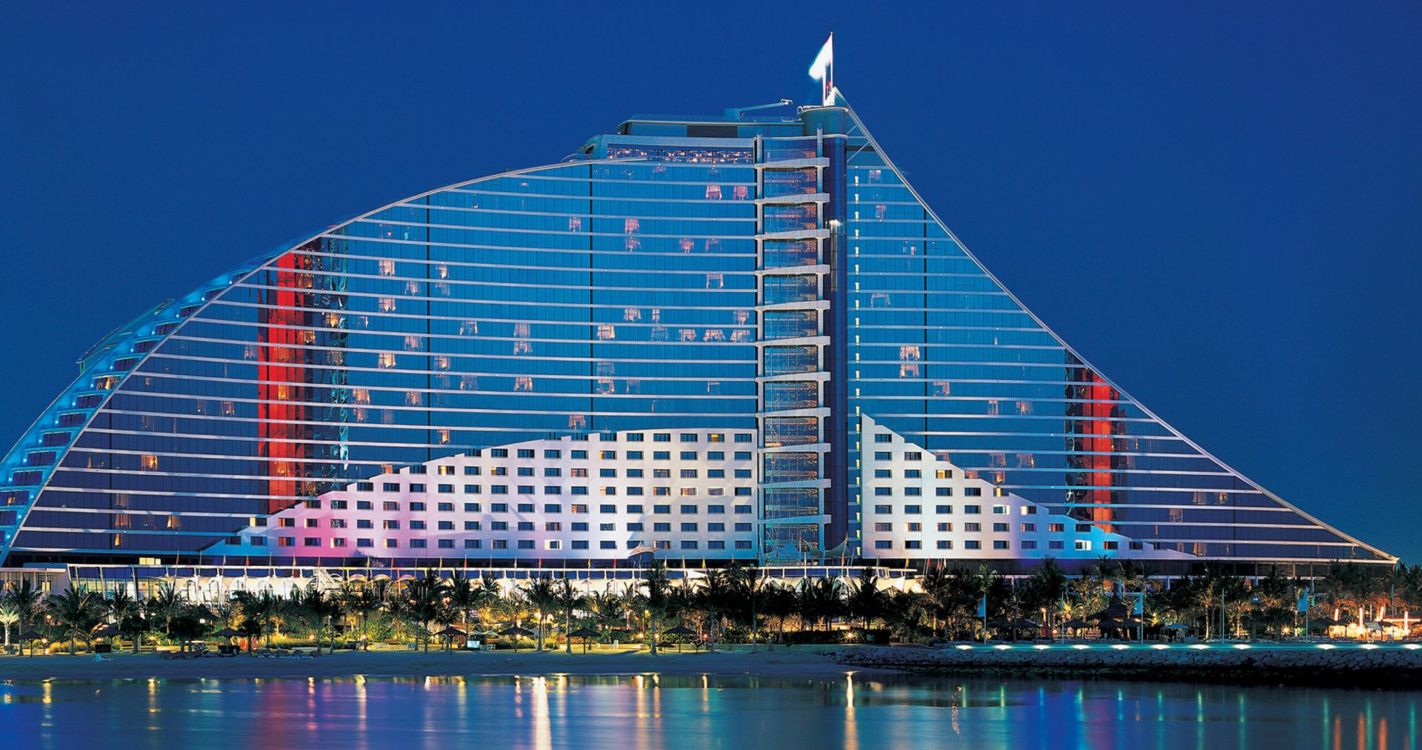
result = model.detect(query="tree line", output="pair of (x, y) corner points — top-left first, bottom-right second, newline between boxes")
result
(1, 559), (1418, 655)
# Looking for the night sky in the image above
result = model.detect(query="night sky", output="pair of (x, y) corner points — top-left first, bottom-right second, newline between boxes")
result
(3, 3), (1418, 562)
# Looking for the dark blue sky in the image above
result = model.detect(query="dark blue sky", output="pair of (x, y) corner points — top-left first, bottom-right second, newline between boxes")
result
(3, 3), (1419, 562)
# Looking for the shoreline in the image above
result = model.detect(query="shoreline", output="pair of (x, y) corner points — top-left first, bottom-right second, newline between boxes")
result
(6, 644), (1422, 689)
(0, 647), (882, 683)
(839, 644), (1422, 690)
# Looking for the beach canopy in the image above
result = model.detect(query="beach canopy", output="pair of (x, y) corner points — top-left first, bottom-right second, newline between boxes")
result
(91, 624), (121, 638)
(436, 626), (467, 638)
(501, 625), (535, 637)
(213, 627), (242, 638)
(663, 625), (696, 637)
(569, 627), (601, 639)
(1061, 619), (1091, 630)
(1161, 623), (1190, 631)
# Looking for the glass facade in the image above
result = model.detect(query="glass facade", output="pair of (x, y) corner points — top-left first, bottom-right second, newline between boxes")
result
(0, 93), (1392, 569)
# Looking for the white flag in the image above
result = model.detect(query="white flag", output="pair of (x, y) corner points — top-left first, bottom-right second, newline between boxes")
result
(808, 34), (835, 106)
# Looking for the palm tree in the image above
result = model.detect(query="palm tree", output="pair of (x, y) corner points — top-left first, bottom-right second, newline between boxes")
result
(586, 588), (625, 639)
(521, 576), (560, 652)
(47, 588), (103, 655)
(5, 580), (42, 656)
(554, 579), (586, 655)
(0, 601), (19, 651)
(233, 589), (282, 650)
(148, 581), (185, 641)
(445, 575), (478, 637)
(846, 570), (887, 631)
(1021, 559), (1068, 634)
(105, 588), (147, 653)
(403, 571), (447, 652)
(638, 562), (673, 654)
(797, 577), (842, 634)
(760, 581), (798, 645)
(727, 562), (764, 646)
(695, 569), (736, 647)
(342, 583), (384, 649)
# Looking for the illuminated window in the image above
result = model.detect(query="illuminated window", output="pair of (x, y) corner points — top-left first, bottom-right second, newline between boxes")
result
(515, 377), (534, 392)
(378, 297), (396, 313)
(140, 454), (159, 471)
(378, 353), (397, 369)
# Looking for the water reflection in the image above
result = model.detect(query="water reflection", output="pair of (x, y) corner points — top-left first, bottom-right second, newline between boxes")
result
(0, 674), (1417, 750)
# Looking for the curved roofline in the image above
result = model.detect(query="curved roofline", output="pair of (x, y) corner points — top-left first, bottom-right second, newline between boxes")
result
(0, 157), (629, 561)
(832, 92), (1395, 564)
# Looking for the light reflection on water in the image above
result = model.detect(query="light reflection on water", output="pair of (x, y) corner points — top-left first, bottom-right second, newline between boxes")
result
(1, 673), (1418, 750)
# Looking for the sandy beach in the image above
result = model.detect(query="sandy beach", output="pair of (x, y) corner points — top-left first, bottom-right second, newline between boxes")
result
(0, 646), (882, 683)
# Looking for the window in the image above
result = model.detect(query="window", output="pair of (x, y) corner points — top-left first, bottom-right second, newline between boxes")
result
(964, 487), (982, 497)
(1074, 540), (1092, 551)
(874, 540), (893, 550)
(993, 540), (1010, 550)
(936, 504), (953, 514)
(874, 523), (892, 532)
(964, 540), (981, 550)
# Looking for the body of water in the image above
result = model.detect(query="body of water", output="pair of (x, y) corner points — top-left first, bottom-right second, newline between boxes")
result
(2, 673), (1417, 749)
